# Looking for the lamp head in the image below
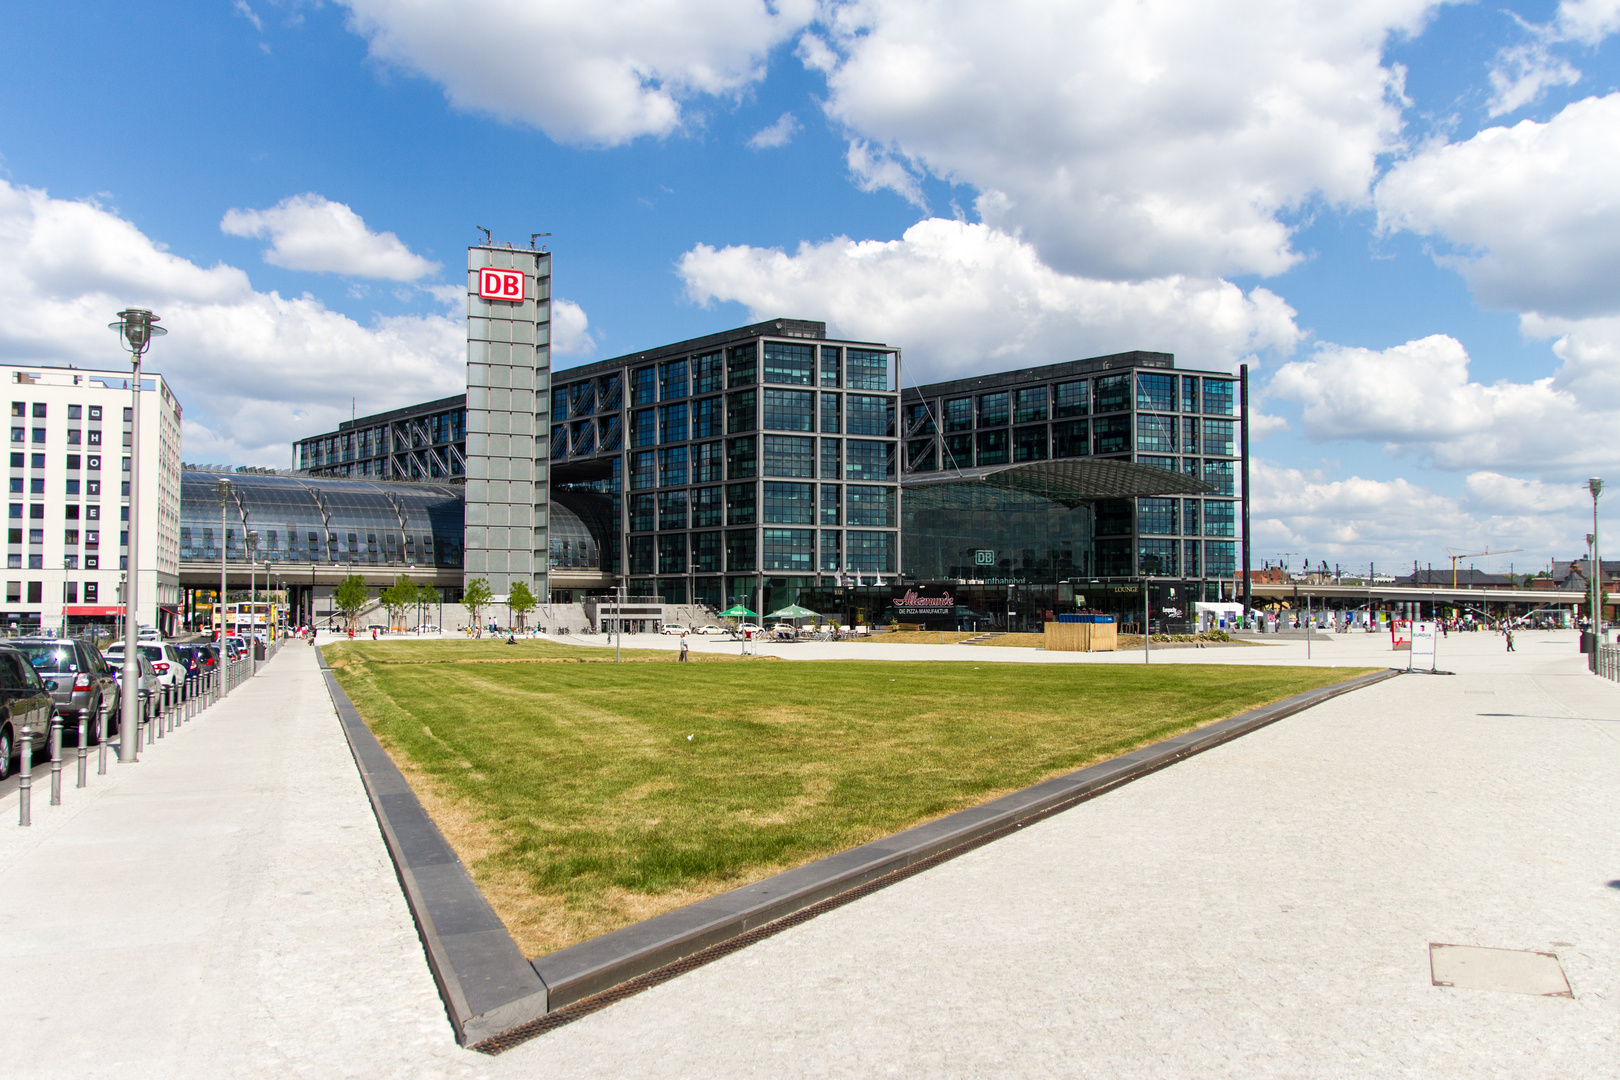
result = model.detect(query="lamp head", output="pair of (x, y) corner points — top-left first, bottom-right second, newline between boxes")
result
(108, 308), (165, 357)
(216, 477), (232, 503)
(1591, 477), (1604, 498)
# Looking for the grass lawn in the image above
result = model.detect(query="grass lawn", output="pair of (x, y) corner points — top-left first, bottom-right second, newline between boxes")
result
(328, 639), (1369, 956)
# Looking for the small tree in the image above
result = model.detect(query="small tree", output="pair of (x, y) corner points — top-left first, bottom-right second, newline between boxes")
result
(379, 575), (417, 631)
(462, 577), (492, 637)
(333, 574), (370, 632)
(507, 580), (537, 631)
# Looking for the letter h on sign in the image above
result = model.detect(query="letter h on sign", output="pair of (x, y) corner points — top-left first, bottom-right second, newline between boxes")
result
(478, 268), (525, 302)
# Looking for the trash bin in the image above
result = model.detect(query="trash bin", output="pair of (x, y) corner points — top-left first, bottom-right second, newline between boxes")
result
(1580, 631), (1595, 654)
(254, 642), (267, 660)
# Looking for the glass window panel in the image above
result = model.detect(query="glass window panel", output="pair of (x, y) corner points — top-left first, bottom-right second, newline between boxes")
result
(763, 342), (814, 385)
(1182, 417), (1200, 453)
(691, 397), (721, 439)
(820, 392), (841, 433)
(1014, 387), (1048, 423)
(551, 387), (568, 422)
(975, 429), (1009, 466)
(942, 433), (972, 468)
(1136, 415), (1176, 453)
(846, 395), (893, 436)
(845, 439), (895, 480)
(660, 359), (688, 400)
(726, 529), (756, 571)
(904, 402), (935, 436)
(820, 438), (840, 480)
(1137, 373), (1175, 412)
(846, 530), (895, 572)
(692, 487), (723, 527)
(632, 367), (656, 406)
(1093, 416), (1131, 455)
(846, 485), (896, 527)
(1203, 458), (1235, 495)
(659, 402), (688, 443)
(1094, 374), (1130, 413)
(819, 346), (841, 387)
(726, 483), (756, 525)
(978, 391), (1009, 427)
(726, 435), (757, 479)
(762, 528), (814, 571)
(658, 445), (688, 487)
(1138, 497), (1178, 535)
(694, 441), (724, 483)
(763, 481), (815, 524)
(820, 529), (841, 571)
(943, 398), (973, 432)
(692, 530), (722, 573)
(1138, 538), (1178, 576)
(658, 490), (688, 530)
(630, 450), (656, 490)
(763, 389), (814, 431)
(1183, 500), (1201, 536)
(1181, 376), (1199, 412)
(1203, 379), (1235, 415)
(727, 389), (757, 433)
(820, 484), (840, 525)
(693, 352), (723, 394)
(846, 349), (889, 391)
(1014, 425), (1047, 462)
(907, 439), (938, 472)
(657, 533), (687, 574)
(632, 408), (655, 448)
(1205, 540), (1236, 577)
(629, 494), (655, 532)
(1054, 381), (1087, 418)
(1204, 500), (1236, 536)
(1202, 419), (1235, 456)
(727, 344), (757, 387)
(763, 435), (814, 477)
(1052, 420), (1088, 458)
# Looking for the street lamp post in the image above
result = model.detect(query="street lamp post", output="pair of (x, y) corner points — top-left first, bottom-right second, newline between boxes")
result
(108, 309), (164, 764)
(246, 531), (258, 677)
(1590, 478), (1604, 655)
(216, 477), (232, 693)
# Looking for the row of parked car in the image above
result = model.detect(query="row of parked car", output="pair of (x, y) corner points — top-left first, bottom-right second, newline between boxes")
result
(0, 632), (252, 780)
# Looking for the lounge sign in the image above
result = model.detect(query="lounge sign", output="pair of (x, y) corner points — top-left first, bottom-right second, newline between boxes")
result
(893, 588), (955, 616)
(477, 267), (525, 302)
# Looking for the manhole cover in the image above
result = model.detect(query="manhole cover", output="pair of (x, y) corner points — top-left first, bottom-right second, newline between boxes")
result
(1429, 944), (1572, 997)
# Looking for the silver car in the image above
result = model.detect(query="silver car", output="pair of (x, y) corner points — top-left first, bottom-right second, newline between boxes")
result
(9, 638), (118, 739)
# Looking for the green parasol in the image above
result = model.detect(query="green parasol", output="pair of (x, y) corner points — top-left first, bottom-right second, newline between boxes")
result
(718, 604), (757, 619)
(766, 604), (821, 620)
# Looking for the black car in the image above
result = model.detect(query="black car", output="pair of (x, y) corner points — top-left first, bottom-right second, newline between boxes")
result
(0, 645), (63, 781)
(171, 643), (218, 692)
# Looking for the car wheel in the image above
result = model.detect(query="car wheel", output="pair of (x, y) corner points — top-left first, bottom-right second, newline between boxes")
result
(84, 699), (101, 745)
(0, 725), (11, 781)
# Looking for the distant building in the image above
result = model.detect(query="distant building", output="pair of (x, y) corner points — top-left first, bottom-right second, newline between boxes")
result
(1396, 568), (1518, 590)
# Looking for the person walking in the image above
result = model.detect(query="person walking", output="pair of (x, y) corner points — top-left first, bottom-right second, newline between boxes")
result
(1505, 627), (1515, 652)
(679, 632), (690, 662)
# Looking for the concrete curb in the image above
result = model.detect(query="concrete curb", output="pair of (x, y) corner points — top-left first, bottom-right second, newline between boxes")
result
(315, 647), (548, 1047)
(530, 667), (1401, 1012)
(319, 649), (1397, 1050)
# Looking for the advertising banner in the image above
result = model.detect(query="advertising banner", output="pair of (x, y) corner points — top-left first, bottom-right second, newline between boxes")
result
(1411, 620), (1437, 670)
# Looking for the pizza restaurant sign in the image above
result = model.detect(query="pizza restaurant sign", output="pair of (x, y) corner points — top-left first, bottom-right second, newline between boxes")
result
(893, 588), (955, 616)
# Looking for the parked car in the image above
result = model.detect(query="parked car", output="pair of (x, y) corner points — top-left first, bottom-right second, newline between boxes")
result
(414, 624), (440, 634)
(736, 623), (764, 636)
(0, 645), (60, 780)
(171, 643), (218, 689)
(106, 651), (159, 725)
(9, 638), (119, 740)
(105, 641), (186, 698)
(693, 624), (727, 636)
(660, 624), (687, 635)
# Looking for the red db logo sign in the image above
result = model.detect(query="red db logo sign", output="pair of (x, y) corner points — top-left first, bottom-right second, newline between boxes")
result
(478, 268), (525, 302)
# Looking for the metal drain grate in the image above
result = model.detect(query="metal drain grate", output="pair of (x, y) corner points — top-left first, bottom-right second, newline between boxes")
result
(1430, 943), (1572, 997)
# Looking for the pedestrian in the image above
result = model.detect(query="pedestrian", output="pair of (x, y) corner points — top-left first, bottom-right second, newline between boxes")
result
(1506, 628), (1515, 652)
(371, 627), (378, 640)
(679, 632), (689, 662)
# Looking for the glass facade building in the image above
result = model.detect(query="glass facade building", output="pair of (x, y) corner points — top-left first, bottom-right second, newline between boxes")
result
(294, 395), (467, 481)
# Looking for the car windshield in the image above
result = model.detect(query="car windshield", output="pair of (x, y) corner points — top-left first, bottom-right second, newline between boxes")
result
(12, 643), (77, 672)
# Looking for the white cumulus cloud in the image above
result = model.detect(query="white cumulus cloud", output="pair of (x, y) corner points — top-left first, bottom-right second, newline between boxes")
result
(678, 218), (1301, 384)
(221, 193), (439, 281)
(748, 112), (802, 149)
(338, 0), (815, 146)
(0, 180), (466, 467)
(550, 298), (595, 356)
(807, 0), (1436, 279)
(1377, 93), (1620, 319)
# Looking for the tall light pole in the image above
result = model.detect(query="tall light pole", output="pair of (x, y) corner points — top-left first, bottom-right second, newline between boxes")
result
(1590, 478), (1603, 650)
(109, 309), (164, 764)
(246, 530), (259, 677)
(216, 477), (232, 689)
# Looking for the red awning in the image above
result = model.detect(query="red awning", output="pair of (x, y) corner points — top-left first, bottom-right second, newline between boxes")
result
(63, 606), (123, 616)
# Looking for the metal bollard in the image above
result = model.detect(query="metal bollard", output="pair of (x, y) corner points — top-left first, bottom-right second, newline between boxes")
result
(18, 724), (31, 826)
(76, 711), (87, 788)
(165, 685), (174, 733)
(135, 694), (145, 754)
(97, 698), (108, 775)
(155, 687), (165, 740)
(49, 718), (62, 805)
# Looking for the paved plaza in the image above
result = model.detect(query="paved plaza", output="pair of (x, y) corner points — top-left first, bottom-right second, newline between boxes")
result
(0, 629), (1614, 1077)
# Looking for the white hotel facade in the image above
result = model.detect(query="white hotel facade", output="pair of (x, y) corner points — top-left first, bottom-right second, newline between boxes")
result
(1, 363), (183, 636)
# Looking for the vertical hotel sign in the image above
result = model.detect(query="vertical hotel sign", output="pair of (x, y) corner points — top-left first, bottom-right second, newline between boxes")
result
(477, 267), (526, 302)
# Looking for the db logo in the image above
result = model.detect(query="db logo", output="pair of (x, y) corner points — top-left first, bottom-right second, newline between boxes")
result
(478, 268), (525, 302)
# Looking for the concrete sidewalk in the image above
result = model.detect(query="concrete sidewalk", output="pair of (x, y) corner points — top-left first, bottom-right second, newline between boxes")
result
(1, 632), (1614, 1077)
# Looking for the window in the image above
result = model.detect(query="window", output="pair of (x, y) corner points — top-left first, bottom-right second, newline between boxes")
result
(846, 530), (894, 572)
(1183, 540), (1201, 578)
(727, 344), (757, 387)
(570, 419), (596, 457)
(693, 351), (724, 394)
(627, 535), (655, 575)
(551, 387), (569, 422)
(1138, 498), (1178, 535)
(1052, 420), (1088, 458)
(659, 402), (688, 443)
(1181, 376), (1199, 412)
(1205, 541), (1236, 577)
(820, 484), (840, 526)
(820, 393), (841, 433)
(763, 481), (815, 524)
(4, 581), (15, 602)
(692, 530), (722, 573)
(30, 454), (42, 468)
(65, 480), (78, 496)
(632, 367), (656, 406)
(1014, 387), (1048, 423)
(846, 349), (889, 390)
(846, 485), (895, 527)
(694, 441), (724, 483)
(30, 429), (44, 444)
(658, 533), (687, 574)
(846, 439), (895, 480)
(88, 406), (101, 421)
(763, 342), (814, 385)
(63, 529), (78, 545)
(763, 435), (814, 477)
(86, 455), (99, 471)
(8, 453), (19, 467)
(691, 397), (721, 439)
(660, 359), (688, 400)
(1137, 373), (1176, 412)
(726, 436), (756, 479)
(7, 504), (17, 519)
(26, 581), (42, 603)
(31, 403), (45, 419)
(6, 478), (15, 493)
(1183, 500), (1201, 536)
(975, 429), (1009, 466)
(846, 395), (893, 437)
(5, 529), (15, 543)
(693, 487), (723, 527)
(630, 450), (656, 490)
(726, 483), (756, 525)
(1203, 459), (1235, 495)
(907, 439), (938, 472)
(762, 528), (814, 571)
(658, 445), (688, 487)
(8, 403), (20, 417)
(1095, 500), (1132, 536)
(820, 438), (840, 480)
(1138, 539), (1178, 576)
(84, 582), (96, 602)
(67, 429), (80, 446)
(1205, 500), (1235, 536)
(904, 402), (935, 436)
(1014, 426), (1047, 462)
(819, 346), (841, 387)
(1093, 416), (1131, 455)
(725, 529), (756, 571)
(569, 382), (596, 418)
(763, 389), (813, 431)
(28, 505), (42, 520)
(28, 529), (42, 544)
(658, 490), (688, 530)
(550, 425), (568, 460)
(1139, 455), (1175, 470)
(1054, 381), (1087, 418)
(1203, 379), (1235, 415)
(1094, 374), (1130, 413)
(123, 407), (133, 421)
(632, 408), (655, 448)
(87, 430), (101, 446)
(1181, 417), (1200, 454)
(726, 389), (757, 433)
(1202, 419), (1235, 457)
(978, 391), (1009, 427)
(1136, 415), (1176, 454)
(942, 433), (972, 468)
(9, 428), (21, 444)
(629, 495), (655, 532)
(820, 529), (841, 571)
(943, 397), (973, 432)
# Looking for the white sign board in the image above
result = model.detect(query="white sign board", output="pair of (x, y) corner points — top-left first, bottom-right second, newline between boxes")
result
(477, 267), (525, 302)
(1411, 620), (1437, 670)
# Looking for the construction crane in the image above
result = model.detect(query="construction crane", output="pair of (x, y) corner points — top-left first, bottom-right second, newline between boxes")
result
(1444, 547), (1524, 589)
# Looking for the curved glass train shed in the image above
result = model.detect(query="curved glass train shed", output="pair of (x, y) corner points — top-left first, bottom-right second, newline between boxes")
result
(179, 469), (464, 572)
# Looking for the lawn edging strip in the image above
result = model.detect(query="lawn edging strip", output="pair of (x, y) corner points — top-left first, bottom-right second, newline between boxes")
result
(315, 647), (549, 1047)
(320, 651), (1397, 1052)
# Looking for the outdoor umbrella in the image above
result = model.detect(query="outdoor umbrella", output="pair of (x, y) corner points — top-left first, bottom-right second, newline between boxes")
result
(718, 604), (757, 619)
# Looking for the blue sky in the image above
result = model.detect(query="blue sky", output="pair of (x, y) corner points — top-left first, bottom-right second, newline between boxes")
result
(2, 0), (1619, 576)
